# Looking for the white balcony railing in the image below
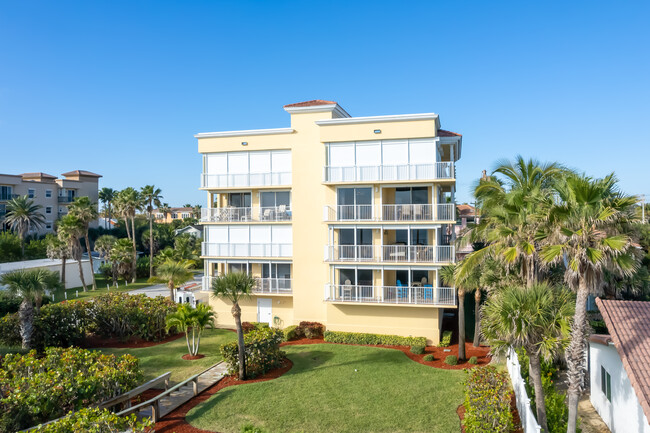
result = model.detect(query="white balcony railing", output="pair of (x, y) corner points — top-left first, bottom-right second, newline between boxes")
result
(201, 206), (292, 223)
(323, 203), (455, 222)
(201, 242), (292, 257)
(202, 276), (292, 294)
(325, 245), (455, 263)
(324, 284), (456, 306)
(201, 172), (292, 188)
(323, 162), (455, 183)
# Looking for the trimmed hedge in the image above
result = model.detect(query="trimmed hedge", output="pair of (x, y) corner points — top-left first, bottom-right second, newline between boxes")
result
(299, 321), (325, 339)
(220, 327), (285, 378)
(444, 355), (458, 365)
(462, 366), (513, 433)
(32, 407), (151, 433)
(423, 354), (434, 362)
(438, 330), (452, 347)
(410, 345), (425, 355)
(283, 325), (299, 341)
(323, 331), (426, 346)
(468, 356), (478, 365)
(242, 322), (270, 334)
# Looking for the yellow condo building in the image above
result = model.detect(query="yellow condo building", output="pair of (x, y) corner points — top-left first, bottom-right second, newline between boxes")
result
(197, 100), (462, 344)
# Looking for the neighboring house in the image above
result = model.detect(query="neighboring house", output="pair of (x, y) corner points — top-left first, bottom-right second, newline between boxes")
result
(455, 204), (478, 258)
(589, 298), (650, 433)
(0, 170), (102, 235)
(0, 258), (93, 290)
(174, 225), (202, 238)
(95, 218), (118, 230)
(197, 99), (462, 344)
(153, 207), (194, 223)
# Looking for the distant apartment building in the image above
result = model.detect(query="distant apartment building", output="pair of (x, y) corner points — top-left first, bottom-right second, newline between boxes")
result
(196, 100), (462, 344)
(154, 207), (195, 223)
(0, 170), (101, 235)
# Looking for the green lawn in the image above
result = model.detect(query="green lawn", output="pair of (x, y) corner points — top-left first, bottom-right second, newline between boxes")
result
(100, 328), (236, 385)
(187, 344), (465, 433)
(50, 275), (156, 303)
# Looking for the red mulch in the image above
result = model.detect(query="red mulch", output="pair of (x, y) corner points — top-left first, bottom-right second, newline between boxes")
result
(83, 332), (185, 349)
(153, 358), (293, 433)
(457, 394), (524, 433)
(182, 354), (206, 360)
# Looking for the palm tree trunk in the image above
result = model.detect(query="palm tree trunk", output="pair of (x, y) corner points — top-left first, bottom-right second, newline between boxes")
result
(528, 348), (549, 433)
(130, 216), (137, 283)
(185, 330), (192, 356)
(77, 242), (88, 292)
(61, 256), (66, 285)
(566, 277), (589, 433)
(84, 229), (97, 290)
(124, 215), (131, 240)
(20, 227), (26, 258)
(473, 288), (481, 347)
(149, 212), (154, 278)
(169, 281), (175, 300)
(458, 289), (466, 361)
(18, 299), (34, 349)
(233, 302), (247, 380)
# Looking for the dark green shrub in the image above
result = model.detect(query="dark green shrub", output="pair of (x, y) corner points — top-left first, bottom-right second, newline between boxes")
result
(299, 321), (325, 339)
(590, 319), (607, 334)
(283, 325), (300, 341)
(220, 327), (285, 378)
(240, 424), (269, 433)
(444, 355), (458, 365)
(438, 330), (452, 347)
(410, 345), (425, 355)
(423, 354), (434, 362)
(135, 256), (150, 279)
(0, 313), (21, 347)
(324, 330), (426, 346)
(468, 356), (478, 365)
(32, 407), (151, 432)
(462, 366), (513, 433)
(0, 292), (21, 317)
(35, 301), (89, 348)
(0, 232), (22, 263)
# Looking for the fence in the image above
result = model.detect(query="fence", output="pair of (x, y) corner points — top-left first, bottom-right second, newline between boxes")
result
(506, 349), (541, 433)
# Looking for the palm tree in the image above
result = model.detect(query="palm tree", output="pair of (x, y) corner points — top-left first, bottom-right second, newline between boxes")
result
(98, 187), (116, 229)
(4, 195), (46, 256)
(141, 185), (163, 278)
(69, 196), (99, 290)
(115, 188), (140, 282)
(57, 214), (88, 291)
(211, 272), (256, 380)
(165, 303), (216, 356)
(110, 238), (135, 282)
(482, 284), (573, 433)
(95, 235), (117, 283)
(45, 233), (69, 284)
(440, 263), (479, 361)
(0, 269), (61, 349)
(540, 173), (638, 433)
(149, 259), (194, 299)
(159, 203), (171, 223)
(192, 204), (202, 219)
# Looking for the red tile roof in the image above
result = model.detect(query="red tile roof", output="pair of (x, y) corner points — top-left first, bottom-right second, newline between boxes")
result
(457, 204), (476, 216)
(438, 129), (462, 137)
(20, 172), (57, 179)
(61, 170), (102, 178)
(596, 298), (650, 421)
(283, 100), (337, 108)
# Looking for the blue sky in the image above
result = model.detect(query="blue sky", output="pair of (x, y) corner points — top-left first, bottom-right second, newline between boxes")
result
(1, 1), (649, 206)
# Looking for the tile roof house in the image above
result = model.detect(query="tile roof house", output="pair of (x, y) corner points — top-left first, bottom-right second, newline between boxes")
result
(589, 298), (650, 433)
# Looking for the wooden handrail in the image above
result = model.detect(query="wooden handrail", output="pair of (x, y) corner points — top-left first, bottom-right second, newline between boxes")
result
(99, 372), (171, 410)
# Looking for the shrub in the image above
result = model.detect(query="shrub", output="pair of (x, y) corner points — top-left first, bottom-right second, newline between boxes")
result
(32, 407), (151, 433)
(468, 356), (478, 365)
(410, 345), (425, 355)
(0, 347), (142, 432)
(299, 321), (325, 339)
(423, 354), (434, 362)
(462, 366), (513, 433)
(220, 327), (285, 378)
(323, 331), (426, 346)
(242, 322), (269, 334)
(438, 330), (452, 347)
(283, 325), (300, 341)
(0, 292), (21, 317)
(35, 301), (89, 348)
(0, 313), (21, 347)
(135, 256), (150, 279)
(240, 424), (269, 433)
(444, 355), (458, 365)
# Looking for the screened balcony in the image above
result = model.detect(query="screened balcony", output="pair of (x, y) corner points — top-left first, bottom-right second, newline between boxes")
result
(324, 284), (455, 306)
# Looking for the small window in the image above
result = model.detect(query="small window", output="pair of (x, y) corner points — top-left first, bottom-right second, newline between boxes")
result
(28, 189), (35, 198)
(601, 366), (612, 401)
(46, 207), (52, 214)
(157, 213), (164, 219)
(182, 212), (190, 218)
(45, 190), (52, 198)
(46, 223), (52, 230)
(172, 213), (178, 219)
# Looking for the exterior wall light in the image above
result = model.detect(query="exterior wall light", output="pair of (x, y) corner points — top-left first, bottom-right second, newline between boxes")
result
(374, 129), (381, 134)
(241, 142), (248, 146)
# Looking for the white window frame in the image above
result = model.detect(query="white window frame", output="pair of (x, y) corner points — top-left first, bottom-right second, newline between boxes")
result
(28, 188), (35, 198)
(45, 189), (52, 198)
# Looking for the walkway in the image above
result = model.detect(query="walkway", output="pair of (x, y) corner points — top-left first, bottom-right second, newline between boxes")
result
(578, 394), (611, 433)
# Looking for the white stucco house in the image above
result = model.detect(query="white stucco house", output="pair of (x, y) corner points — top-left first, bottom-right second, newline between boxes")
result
(0, 258), (93, 291)
(589, 298), (650, 433)
(174, 225), (202, 238)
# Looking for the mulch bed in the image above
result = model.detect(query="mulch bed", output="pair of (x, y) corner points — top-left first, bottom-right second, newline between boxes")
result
(457, 394), (524, 433)
(153, 358), (293, 433)
(182, 354), (206, 360)
(83, 332), (185, 349)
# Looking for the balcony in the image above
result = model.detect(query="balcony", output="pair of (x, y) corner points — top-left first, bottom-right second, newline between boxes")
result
(0, 193), (18, 201)
(202, 276), (292, 295)
(323, 162), (454, 183)
(58, 196), (74, 203)
(324, 203), (455, 222)
(201, 172), (291, 189)
(201, 206), (292, 223)
(201, 242), (292, 258)
(325, 245), (454, 263)
(324, 284), (456, 306)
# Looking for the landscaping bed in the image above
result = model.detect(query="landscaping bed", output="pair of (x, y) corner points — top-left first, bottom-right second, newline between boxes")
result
(84, 331), (185, 349)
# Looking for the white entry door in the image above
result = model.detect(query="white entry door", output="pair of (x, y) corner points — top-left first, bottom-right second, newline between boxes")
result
(257, 298), (272, 325)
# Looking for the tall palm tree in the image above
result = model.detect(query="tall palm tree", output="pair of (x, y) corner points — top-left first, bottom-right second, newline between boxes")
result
(45, 233), (69, 284)
(141, 185), (163, 278)
(115, 188), (140, 282)
(540, 173), (638, 433)
(159, 203), (171, 223)
(440, 263), (479, 361)
(109, 238), (135, 282)
(95, 235), (117, 283)
(57, 214), (87, 292)
(192, 204), (202, 219)
(4, 195), (46, 256)
(211, 272), (256, 380)
(68, 196), (99, 290)
(98, 187), (116, 229)
(482, 284), (574, 433)
(149, 259), (194, 299)
(0, 269), (61, 349)
(165, 303), (216, 356)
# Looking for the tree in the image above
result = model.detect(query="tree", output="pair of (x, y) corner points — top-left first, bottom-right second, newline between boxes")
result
(69, 197), (99, 290)
(540, 173), (638, 433)
(4, 195), (46, 256)
(482, 284), (574, 433)
(159, 203), (171, 222)
(149, 259), (194, 299)
(114, 188), (140, 282)
(57, 214), (88, 292)
(165, 303), (216, 356)
(0, 268), (61, 349)
(109, 238), (135, 282)
(192, 204), (202, 219)
(45, 233), (69, 284)
(141, 185), (163, 278)
(440, 263), (479, 361)
(98, 187), (116, 229)
(211, 272), (256, 380)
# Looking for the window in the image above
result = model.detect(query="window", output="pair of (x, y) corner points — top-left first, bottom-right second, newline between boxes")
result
(172, 213), (178, 219)
(156, 213), (164, 219)
(228, 263), (249, 274)
(46, 207), (52, 214)
(181, 212), (190, 218)
(601, 366), (612, 401)
(0, 186), (13, 201)
(28, 189), (35, 198)
(337, 187), (372, 220)
(45, 190), (52, 198)
(262, 263), (291, 279)
(260, 191), (291, 208)
(46, 223), (52, 230)
(228, 192), (251, 208)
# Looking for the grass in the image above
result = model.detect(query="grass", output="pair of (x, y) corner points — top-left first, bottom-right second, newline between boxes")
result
(50, 275), (156, 303)
(187, 343), (465, 433)
(99, 328), (237, 384)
